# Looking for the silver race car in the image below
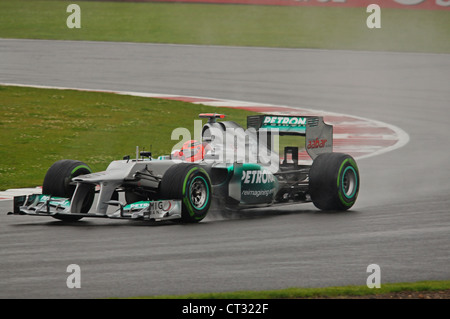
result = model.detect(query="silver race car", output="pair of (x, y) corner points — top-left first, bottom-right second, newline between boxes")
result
(9, 113), (360, 223)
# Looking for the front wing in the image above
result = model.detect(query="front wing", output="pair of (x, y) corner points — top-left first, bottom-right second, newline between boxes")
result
(8, 194), (182, 221)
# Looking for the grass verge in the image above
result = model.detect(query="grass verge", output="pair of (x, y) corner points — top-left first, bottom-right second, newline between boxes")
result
(0, 0), (449, 53)
(128, 280), (450, 299)
(0, 85), (256, 190)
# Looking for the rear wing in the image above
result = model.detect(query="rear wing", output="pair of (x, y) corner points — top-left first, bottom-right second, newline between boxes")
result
(247, 115), (333, 159)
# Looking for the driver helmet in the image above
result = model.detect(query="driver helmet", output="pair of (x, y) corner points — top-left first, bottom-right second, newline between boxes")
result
(179, 140), (205, 162)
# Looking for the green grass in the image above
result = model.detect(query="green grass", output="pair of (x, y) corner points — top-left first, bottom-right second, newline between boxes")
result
(0, 0), (449, 53)
(128, 280), (450, 299)
(0, 85), (256, 190)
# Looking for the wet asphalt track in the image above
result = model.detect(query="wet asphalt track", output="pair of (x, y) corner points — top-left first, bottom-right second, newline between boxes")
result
(0, 39), (449, 298)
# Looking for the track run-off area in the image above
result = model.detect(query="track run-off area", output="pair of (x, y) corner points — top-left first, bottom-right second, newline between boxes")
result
(0, 39), (449, 298)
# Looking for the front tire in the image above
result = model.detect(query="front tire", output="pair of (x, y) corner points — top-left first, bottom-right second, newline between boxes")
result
(42, 159), (95, 221)
(159, 164), (212, 223)
(309, 153), (360, 211)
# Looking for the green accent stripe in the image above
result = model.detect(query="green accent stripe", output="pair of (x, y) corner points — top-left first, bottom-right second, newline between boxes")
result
(342, 166), (358, 199)
(337, 158), (359, 206)
(182, 167), (199, 197)
(71, 165), (91, 176)
(182, 166), (211, 218)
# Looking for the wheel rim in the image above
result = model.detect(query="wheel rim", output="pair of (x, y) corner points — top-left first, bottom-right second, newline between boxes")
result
(342, 166), (357, 199)
(189, 176), (208, 209)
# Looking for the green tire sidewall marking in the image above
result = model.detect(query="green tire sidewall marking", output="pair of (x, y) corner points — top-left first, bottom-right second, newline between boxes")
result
(342, 166), (358, 199)
(182, 167), (211, 218)
(70, 165), (91, 177)
(64, 165), (92, 195)
(337, 158), (358, 207)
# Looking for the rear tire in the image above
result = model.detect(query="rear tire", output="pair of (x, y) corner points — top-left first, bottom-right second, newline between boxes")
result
(42, 159), (95, 221)
(309, 153), (360, 211)
(159, 164), (212, 223)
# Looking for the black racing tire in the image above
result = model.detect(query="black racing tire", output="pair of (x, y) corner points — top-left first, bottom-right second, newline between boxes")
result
(159, 164), (212, 223)
(42, 159), (95, 221)
(309, 153), (360, 211)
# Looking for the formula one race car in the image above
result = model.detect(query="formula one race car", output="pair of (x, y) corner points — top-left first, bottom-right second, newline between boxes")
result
(9, 113), (360, 223)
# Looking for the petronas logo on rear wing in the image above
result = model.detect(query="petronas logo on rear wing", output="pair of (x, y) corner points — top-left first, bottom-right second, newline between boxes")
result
(248, 115), (308, 133)
(247, 114), (333, 159)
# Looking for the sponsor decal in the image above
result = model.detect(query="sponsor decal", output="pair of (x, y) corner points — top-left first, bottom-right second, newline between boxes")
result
(124, 200), (180, 220)
(307, 138), (328, 149)
(263, 116), (307, 126)
(242, 188), (275, 198)
(128, 202), (150, 210)
(39, 195), (51, 202)
(260, 116), (307, 133)
(39, 195), (71, 208)
(126, 200), (172, 212)
(239, 167), (278, 204)
(241, 169), (276, 184)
